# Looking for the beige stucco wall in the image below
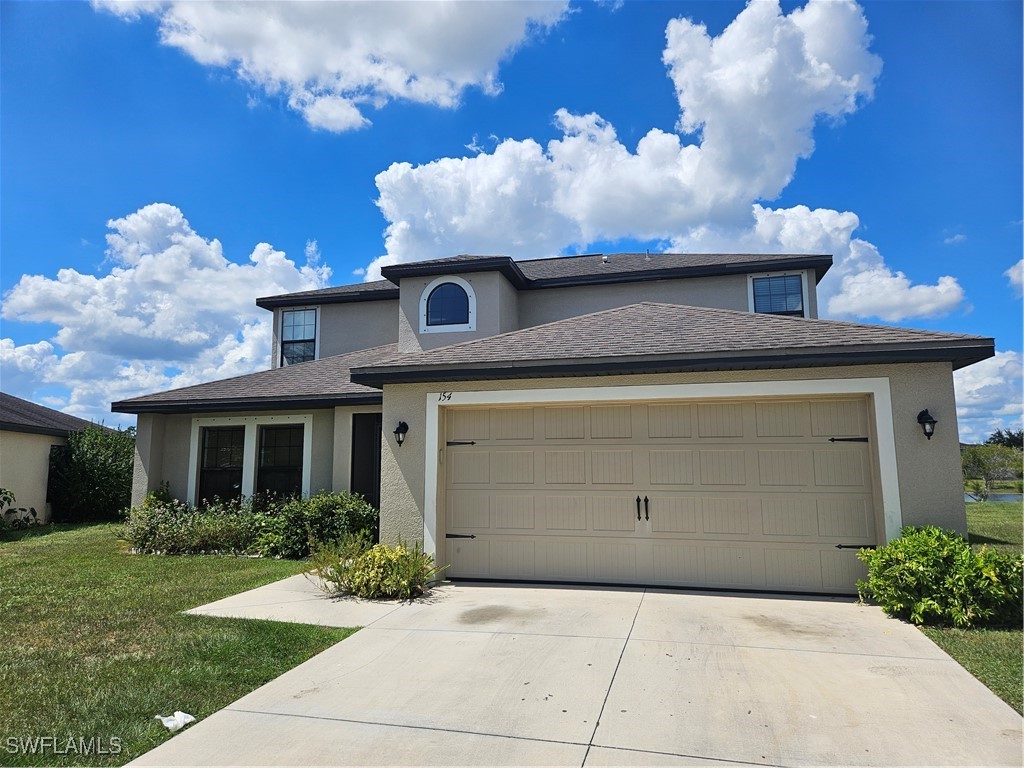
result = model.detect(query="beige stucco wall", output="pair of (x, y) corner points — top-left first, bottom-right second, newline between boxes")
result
(0, 430), (63, 523)
(378, 362), (965, 550)
(271, 301), (399, 368)
(397, 272), (519, 352)
(131, 408), (340, 506)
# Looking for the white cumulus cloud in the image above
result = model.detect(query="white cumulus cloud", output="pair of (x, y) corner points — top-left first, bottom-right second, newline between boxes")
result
(954, 350), (1024, 443)
(1, 203), (330, 424)
(93, 0), (569, 131)
(1006, 258), (1023, 297)
(363, 0), (962, 323)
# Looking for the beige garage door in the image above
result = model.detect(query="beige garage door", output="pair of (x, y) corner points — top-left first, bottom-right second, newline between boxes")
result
(442, 398), (879, 594)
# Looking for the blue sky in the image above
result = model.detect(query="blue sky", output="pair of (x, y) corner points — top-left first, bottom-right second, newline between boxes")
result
(1, 0), (1021, 439)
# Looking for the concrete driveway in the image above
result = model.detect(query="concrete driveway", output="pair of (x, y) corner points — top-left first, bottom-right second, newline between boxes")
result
(133, 578), (1022, 766)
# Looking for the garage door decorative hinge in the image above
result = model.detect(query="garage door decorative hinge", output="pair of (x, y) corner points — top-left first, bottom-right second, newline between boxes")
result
(828, 437), (869, 443)
(446, 440), (477, 446)
(834, 544), (876, 550)
(445, 533), (477, 539)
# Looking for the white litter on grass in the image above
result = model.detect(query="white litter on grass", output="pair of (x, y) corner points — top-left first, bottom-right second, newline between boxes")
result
(155, 711), (195, 732)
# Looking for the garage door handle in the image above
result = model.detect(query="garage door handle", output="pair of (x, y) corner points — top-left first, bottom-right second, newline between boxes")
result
(635, 496), (641, 521)
(643, 496), (650, 521)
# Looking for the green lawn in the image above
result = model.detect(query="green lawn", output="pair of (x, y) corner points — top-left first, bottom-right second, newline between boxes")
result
(0, 524), (355, 766)
(923, 501), (1023, 715)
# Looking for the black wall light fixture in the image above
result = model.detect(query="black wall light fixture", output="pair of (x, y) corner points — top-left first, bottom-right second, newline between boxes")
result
(393, 421), (409, 446)
(917, 409), (937, 440)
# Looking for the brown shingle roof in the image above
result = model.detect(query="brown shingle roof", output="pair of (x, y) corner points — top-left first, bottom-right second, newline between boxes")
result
(1, 393), (96, 436)
(258, 252), (832, 308)
(350, 303), (993, 385)
(111, 345), (394, 414)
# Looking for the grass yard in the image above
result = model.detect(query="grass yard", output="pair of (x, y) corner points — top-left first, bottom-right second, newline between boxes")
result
(923, 500), (1023, 715)
(0, 524), (355, 766)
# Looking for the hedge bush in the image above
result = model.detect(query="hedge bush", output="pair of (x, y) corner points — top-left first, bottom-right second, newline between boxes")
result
(49, 424), (135, 522)
(857, 526), (1023, 628)
(122, 490), (378, 558)
(309, 535), (445, 600)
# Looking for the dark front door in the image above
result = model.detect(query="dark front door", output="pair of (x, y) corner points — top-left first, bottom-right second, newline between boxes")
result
(351, 413), (383, 513)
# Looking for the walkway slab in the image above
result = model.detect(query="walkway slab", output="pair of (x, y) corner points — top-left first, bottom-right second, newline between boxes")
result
(185, 574), (403, 627)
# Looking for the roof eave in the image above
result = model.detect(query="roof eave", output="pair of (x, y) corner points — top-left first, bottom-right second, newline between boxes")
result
(0, 421), (73, 438)
(350, 342), (994, 386)
(111, 392), (383, 415)
(255, 290), (400, 310)
(380, 257), (529, 288)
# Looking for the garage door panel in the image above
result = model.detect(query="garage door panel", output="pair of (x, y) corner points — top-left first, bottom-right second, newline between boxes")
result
(650, 450), (695, 484)
(447, 491), (491, 530)
(648, 403), (693, 438)
(592, 496), (637, 532)
(702, 497), (751, 535)
(817, 497), (872, 540)
(761, 497), (817, 537)
(755, 401), (810, 437)
(443, 397), (878, 594)
(592, 450), (634, 484)
(542, 496), (588, 531)
(545, 450), (587, 484)
(699, 450), (747, 485)
(813, 449), (866, 487)
(492, 451), (534, 484)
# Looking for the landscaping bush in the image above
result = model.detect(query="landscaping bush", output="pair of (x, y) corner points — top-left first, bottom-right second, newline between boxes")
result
(123, 495), (259, 555)
(49, 424), (135, 522)
(858, 526), (1024, 628)
(122, 490), (378, 558)
(309, 535), (445, 600)
(0, 488), (40, 536)
(253, 491), (378, 559)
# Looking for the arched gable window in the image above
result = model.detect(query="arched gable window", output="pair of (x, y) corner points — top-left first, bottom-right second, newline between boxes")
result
(426, 282), (469, 326)
(419, 275), (476, 333)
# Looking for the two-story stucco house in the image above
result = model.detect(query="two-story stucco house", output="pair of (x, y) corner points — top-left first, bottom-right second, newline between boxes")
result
(113, 252), (993, 595)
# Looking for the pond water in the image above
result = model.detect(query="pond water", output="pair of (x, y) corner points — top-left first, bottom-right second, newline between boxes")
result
(963, 493), (1023, 503)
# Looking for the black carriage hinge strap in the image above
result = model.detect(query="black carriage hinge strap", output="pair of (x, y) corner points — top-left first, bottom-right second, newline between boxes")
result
(446, 441), (477, 446)
(828, 437), (869, 443)
(445, 533), (477, 539)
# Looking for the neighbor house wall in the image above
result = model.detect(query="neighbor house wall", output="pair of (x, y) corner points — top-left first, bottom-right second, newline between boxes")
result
(0, 429), (64, 523)
(131, 408), (338, 506)
(378, 362), (965, 552)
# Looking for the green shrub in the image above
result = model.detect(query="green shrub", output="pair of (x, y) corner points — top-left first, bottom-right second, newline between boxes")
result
(858, 526), (1024, 628)
(0, 488), (40, 535)
(309, 536), (445, 600)
(49, 424), (135, 522)
(123, 495), (259, 555)
(122, 490), (378, 559)
(253, 491), (378, 559)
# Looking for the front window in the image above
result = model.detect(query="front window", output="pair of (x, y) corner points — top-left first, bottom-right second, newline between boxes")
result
(752, 274), (804, 317)
(198, 426), (245, 502)
(281, 308), (316, 365)
(426, 282), (470, 326)
(256, 424), (304, 497)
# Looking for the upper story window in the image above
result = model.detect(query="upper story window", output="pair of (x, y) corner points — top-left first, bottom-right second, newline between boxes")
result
(750, 273), (806, 318)
(281, 308), (317, 365)
(419, 275), (476, 334)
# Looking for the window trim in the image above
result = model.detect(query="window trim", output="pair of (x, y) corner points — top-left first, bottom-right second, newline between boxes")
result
(419, 276), (477, 334)
(747, 271), (809, 318)
(187, 414), (313, 503)
(278, 306), (320, 366)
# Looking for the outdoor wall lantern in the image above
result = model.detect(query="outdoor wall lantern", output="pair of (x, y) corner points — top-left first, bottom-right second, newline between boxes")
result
(393, 421), (409, 447)
(917, 409), (937, 440)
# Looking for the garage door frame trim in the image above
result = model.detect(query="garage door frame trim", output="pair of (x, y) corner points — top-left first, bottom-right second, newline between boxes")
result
(422, 377), (899, 559)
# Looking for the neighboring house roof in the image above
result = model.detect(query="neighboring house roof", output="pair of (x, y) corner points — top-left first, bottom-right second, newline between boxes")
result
(349, 302), (994, 386)
(111, 344), (396, 414)
(0, 392), (96, 437)
(256, 252), (832, 308)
